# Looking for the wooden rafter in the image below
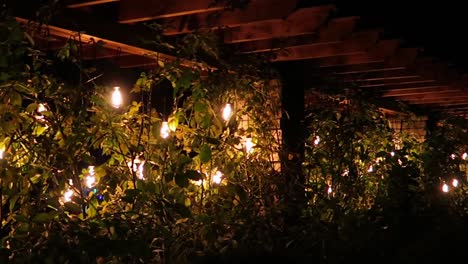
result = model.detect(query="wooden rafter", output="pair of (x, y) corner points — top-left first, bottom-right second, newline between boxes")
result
(119, 0), (225, 23)
(161, 0), (300, 35)
(223, 6), (334, 44)
(382, 86), (460, 97)
(67, 0), (119, 9)
(272, 30), (379, 62)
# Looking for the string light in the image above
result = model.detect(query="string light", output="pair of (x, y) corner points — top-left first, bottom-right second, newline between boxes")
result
(63, 189), (73, 202)
(222, 103), (233, 121)
(35, 103), (47, 120)
(327, 185), (333, 195)
(313, 136), (320, 146)
(111, 86), (123, 108)
(160, 121), (170, 138)
(245, 137), (254, 153)
(462, 153), (467, 160)
(442, 183), (449, 193)
(450, 154), (456, 160)
(0, 148), (4, 159)
(128, 157), (145, 180)
(390, 151), (395, 157)
(212, 171), (223, 184)
(367, 165), (373, 173)
(452, 178), (459, 188)
(85, 166), (96, 188)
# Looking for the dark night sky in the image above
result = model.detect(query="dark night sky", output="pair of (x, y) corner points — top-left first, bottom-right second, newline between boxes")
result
(329, 0), (468, 71)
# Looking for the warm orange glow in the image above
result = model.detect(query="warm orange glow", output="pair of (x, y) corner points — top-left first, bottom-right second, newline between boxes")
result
(222, 103), (233, 121)
(442, 183), (449, 193)
(160, 121), (170, 138)
(111, 86), (123, 108)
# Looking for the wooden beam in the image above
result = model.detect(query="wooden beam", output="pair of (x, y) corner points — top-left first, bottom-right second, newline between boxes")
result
(116, 55), (159, 68)
(15, 17), (203, 69)
(382, 86), (460, 97)
(360, 79), (436, 88)
(394, 91), (468, 100)
(223, 6), (334, 43)
(236, 16), (359, 53)
(161, 0), (300, 35)
(119, 0), (225, 23)
(341, 69), (417, 82)
(272, 30), (379, 62)
(67, 0), (119, 8)
(403, 96), (468, 105)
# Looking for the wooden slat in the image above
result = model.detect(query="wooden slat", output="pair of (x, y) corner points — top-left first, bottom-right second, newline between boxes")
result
(162, 0), (300, 35)
(404, 96), (468, 104)
(67, 0), (119, 8)
(272, 30), (379, 62)
(382, 86), (459, 97)
(360, 79), (436, 88)
(224, 6), (333, 43)
(395, 91), (468, 100)
(120, 0), (225, 23)
(341, 69), (416, 82)
(117, 55), (158, 68)
(236, 16), (359, 53)
(15, 17), (203, 69)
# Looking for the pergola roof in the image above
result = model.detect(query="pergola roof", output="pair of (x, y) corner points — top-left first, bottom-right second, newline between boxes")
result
(14, 0), (468, 118)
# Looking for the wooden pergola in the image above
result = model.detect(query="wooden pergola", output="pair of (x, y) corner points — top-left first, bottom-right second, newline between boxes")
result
(14, 0), (468, 118)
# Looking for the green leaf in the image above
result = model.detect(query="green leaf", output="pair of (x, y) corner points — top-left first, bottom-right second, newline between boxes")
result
(184, 170), (203, 180)
(194, 101), (207, 112)
(32, 212), (56, 223)
(175, 173), (189, 188)
(199, 144), (211, 164)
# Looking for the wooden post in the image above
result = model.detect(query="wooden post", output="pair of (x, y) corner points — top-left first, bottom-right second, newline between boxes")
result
(277, 61), (306, 223)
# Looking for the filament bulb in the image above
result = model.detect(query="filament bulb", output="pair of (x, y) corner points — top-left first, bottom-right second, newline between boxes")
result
(313, 136), (320, 146)
(63, 189), (73, 202)
(442, 183), (449, 193)
(160, 121), (170, 138)
(222, 103), (233, 121)
(213, 171), (223, 184)
(245, 137), (254, 153)
(452, 178), (459, 188)
(111, 86), (123, 108)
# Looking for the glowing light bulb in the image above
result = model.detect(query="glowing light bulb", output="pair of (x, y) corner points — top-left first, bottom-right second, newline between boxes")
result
(222, 103), (233, 121)
(63, 189), (73, 202)
(314, 136), (320, 146)
(160, 121), (170, 138)
(128, 157), (145, 180)
(213, 171), (223, 184)
(85, 166), (96, 188)
(0, 148), (4, 159)
(193, 179), (203, 186)
(462, 153), (467, 160)
(38, 103), (47, 113)
(245, 137), (254, 153)
(450, 154), (456, 160)
(327, 186), (333, 194)
(367, 165), (373, 173)
(442, 183), (449, 193)
(390, 151), (395, 157)
(452, 178), (459, 188)
(111, 86), (123, 108)
(341, 169), (349, 177)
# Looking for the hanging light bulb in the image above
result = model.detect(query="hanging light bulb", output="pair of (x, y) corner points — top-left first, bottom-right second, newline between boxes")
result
(160, 121), (170, 138)
(222, 103), (233, 121)
(313, 136), (320, 146)
(35, 103), (47, 120)
(367, 165), (373, 173)
(212, 171), (223, 184)
(85, 166), (96, 188)
(452, 178), (459, 188)
(390, 151), (395, 157)
(442, 183), (449, 193)
(63, 189), (73, 202)
(462, 153), (467, 160)
(450, 154), (456, 160)
(0, 148), (4, 159)
(327, 185), (333, 195)
(245, 137), (254, 153)
(111, 86), (123, 108)
(128, 157), (145, 180)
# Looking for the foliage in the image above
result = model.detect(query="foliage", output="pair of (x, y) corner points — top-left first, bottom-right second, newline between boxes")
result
(1, 12), (468, 264)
